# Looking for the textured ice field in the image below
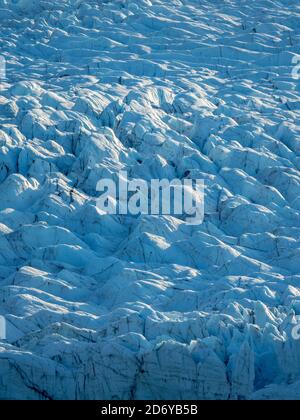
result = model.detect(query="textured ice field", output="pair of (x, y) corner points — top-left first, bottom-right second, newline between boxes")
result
(0, 0), (300, 400)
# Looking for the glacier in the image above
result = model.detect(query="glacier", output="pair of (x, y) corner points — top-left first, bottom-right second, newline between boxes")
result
(0, 0), (300, 400)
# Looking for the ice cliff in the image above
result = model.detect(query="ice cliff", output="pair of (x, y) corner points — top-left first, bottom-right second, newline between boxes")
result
(0, 0), (300, 400)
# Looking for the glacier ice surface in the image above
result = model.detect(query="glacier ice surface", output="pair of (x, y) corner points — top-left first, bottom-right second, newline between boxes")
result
(0, 0), (300, 400)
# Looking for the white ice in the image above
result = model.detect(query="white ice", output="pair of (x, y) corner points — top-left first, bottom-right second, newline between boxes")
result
(0, 0), (300, 400)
